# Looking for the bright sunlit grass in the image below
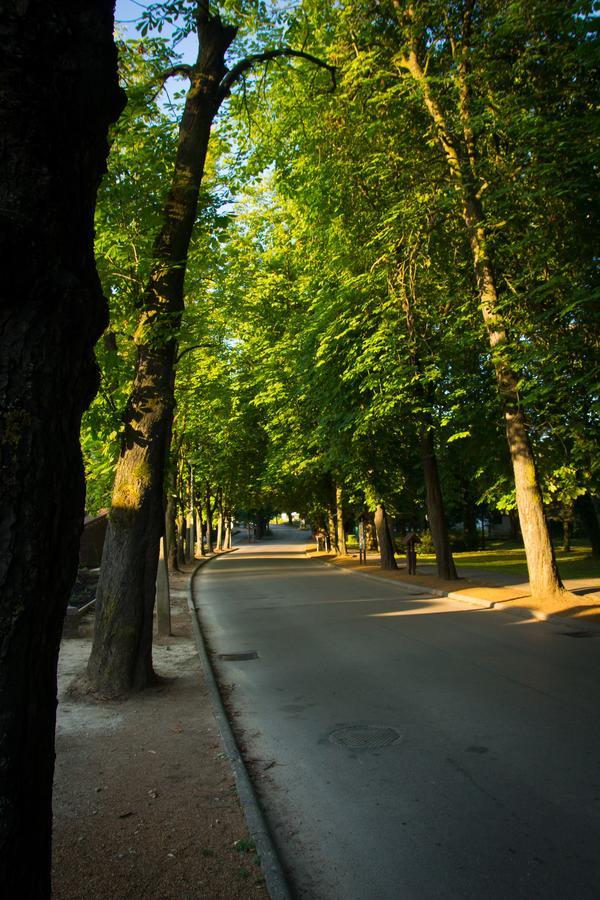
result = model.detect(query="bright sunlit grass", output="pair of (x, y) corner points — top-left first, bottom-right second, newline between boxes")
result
(417, 540), (599, 580)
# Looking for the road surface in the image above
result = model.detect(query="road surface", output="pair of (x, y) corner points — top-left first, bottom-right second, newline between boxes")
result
(193, 526), (600, 899)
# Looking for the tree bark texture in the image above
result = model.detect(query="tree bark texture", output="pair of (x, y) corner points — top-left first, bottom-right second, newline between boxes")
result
(397, 13), (564, 603)
(205, 486), (214, 553)
(87, 10), (237, 696)
(195, 504), (204, 556)
(165, 490), (180, 572)
(419, 428), (458, 579)
(374, 504), (398, 570)
(327, 507), (338, 553)
(0, 2), (123, 894)
(335, 485), (348, 556)
(224, 513), (232, 550)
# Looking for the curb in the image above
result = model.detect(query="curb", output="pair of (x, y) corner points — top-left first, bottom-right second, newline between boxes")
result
(187, 557), (293, 900)
(310, 555), (458, 602)
(310, 555), (600, 632)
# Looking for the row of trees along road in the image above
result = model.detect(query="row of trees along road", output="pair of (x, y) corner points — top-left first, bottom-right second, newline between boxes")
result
(81, 0), (599, 704)
(2, 0), (597, 891)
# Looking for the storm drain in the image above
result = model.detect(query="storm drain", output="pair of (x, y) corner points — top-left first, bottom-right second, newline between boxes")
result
(217, 651), (259, 660)
(329, 725), (401, 750)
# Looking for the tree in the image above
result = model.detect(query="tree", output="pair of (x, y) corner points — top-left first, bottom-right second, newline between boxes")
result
(0, 1), (123, 894)
(87, 0), (335, 697)
(389, 0), (597, 603)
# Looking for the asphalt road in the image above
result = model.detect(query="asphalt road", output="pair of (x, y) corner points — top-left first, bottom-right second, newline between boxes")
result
(193, 526), (600, 900)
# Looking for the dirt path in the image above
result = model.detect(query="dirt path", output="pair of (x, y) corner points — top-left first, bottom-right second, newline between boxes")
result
(52, 563), (268, 900)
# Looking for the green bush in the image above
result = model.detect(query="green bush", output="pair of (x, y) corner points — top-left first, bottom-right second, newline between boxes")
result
(417, 530), (435, 554)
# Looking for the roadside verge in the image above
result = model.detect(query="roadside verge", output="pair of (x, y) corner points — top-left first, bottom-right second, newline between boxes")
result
(306, 549), (600, 630)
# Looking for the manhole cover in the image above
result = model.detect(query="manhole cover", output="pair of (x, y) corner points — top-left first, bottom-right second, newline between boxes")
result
(217, 651), (259, 661)
(329, 725), (401, 750)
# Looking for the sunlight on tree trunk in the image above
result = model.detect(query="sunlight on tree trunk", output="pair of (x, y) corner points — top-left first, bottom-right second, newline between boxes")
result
(87, 8), (237, 696)
(397, 7), (564, 604)
(374, 504), (398, 570)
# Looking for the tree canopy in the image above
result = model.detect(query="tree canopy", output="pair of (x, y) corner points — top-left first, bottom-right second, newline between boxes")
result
(84, 0), (599, 668)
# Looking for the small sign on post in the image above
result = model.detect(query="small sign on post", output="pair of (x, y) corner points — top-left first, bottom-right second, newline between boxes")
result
(403, 532), (421, 575)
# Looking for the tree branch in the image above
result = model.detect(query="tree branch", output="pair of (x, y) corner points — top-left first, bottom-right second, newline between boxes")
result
(217, 47), (336, 104)
(160, 63), (193, 81)
(175, 341), (214, 364)
(150, 64), (193, 102)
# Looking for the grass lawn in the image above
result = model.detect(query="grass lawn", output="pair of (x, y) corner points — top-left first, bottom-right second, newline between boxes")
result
(418, 540), (600, 581)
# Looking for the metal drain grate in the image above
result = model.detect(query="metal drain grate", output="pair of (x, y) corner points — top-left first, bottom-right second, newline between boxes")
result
(329, 725), (401, 750)
(217, 651), (259, 660)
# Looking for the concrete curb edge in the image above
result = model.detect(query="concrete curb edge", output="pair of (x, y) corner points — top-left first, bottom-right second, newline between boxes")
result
(187, 557), (293, 900)
(311, 555), (600, 632)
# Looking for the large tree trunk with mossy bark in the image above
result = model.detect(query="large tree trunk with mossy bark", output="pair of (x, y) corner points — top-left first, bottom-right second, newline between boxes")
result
(397, 11), (564, 604)
(87, 8), (238, 697)
(419, 427), (458, 580)
(374, 504), (398, 570)
(0, 2), (123, 893)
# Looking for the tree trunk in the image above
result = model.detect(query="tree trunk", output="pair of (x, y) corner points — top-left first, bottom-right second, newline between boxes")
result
(395, 241), (457, 580)
(335, 485), (348, 556)
(0, 2), (123, 893)
(327, 507), (338, 553)
(195, 504), (204, 557)
(224, 513), (232, 550)
(87, 12), (237, 696)
(156, 537), (171, 637)
(562, 499), (574, 553)
(461, 479), (479, 550)
(216, 509), (224, 550)
(509, 510), (521, 543)
(419, 428), (458, 579)
(575, 492), (600, 556)
(214, 488), (224, 549)
(398, 20), (564, 604)
(374, 504), (398, 570)
(166, 491), (180, 572)
(177, 507), (187, 567)
(464, 193), (563, 600)
(187, 468), (195, 562)
(366, 521), (378, 551)
(205, 486), (214, 553)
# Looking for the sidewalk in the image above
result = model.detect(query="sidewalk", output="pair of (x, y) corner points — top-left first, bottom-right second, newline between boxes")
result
(307, 548), (600, 625)
(52, 558), (268, 900)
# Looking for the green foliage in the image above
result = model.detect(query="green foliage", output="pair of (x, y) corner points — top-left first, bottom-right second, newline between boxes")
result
(86, 0), (599, 547)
